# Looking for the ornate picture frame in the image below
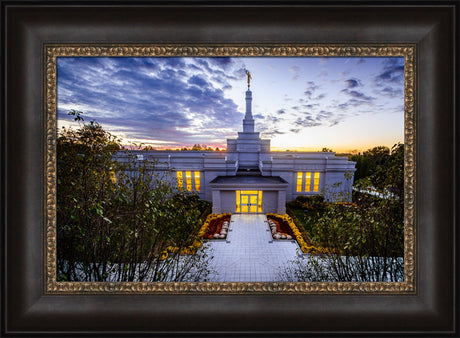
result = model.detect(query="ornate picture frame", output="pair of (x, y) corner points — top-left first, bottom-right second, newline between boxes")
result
(45, 44), (416, 294)
(3, 2), (456, 335)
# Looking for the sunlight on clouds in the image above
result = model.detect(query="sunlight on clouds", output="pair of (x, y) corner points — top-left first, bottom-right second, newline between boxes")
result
(123, 138), (176, 146)
(57, 57), (404, 153)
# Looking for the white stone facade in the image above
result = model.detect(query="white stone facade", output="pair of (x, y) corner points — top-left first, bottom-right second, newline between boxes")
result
(115, 88), (356, 214)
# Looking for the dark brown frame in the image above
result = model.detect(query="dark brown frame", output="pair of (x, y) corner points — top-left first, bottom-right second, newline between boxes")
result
(2, 1), (457, 335)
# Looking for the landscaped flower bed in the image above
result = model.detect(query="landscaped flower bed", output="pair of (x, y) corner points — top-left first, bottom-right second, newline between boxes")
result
(159, 239), (204, 261)
(158, 236), (205, 261)
(266, 214), (296, 240)
(267, 213), (336, 255)
(199, 213), (231, 239)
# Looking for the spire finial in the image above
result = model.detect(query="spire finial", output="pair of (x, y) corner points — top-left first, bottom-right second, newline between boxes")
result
(245, 70), (252, 89)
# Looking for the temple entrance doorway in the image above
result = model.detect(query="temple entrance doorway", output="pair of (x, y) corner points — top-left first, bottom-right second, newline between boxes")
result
(236, 190), (262, 213)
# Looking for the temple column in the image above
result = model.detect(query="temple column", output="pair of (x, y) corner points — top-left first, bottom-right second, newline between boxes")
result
(277, 190), (286, 214)
(212, 190), (222, 214)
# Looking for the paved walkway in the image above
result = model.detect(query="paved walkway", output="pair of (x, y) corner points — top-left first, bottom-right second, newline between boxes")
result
(203, 214), (302, 282)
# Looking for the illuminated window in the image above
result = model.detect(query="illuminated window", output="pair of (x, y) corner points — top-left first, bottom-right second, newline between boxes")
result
(185, 171), (192, 191)
(296, 172), (303, 192)
(305, 172), (312, 192)
(177, 171), (201, 192)
(176, 171), (183, 190)
(194, 171), (200, 191)
(313, 172), (320, 192)
(296, 172), (320, 193)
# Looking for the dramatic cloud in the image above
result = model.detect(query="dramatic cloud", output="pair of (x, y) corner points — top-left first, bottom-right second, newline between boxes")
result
(371, 58), (404, 101)
(257, 114), (288, 138)
(262, 130), (285, 138)
(57, 57), (246, 146)
(315, 93), (326, 100)
(304, 81), (319, 99)
(337, 98), (374, 110)
(344, 78), (361, 88)
(266, 115), (282, 124)
(341, 89), (374, 101)
(188, 75), (208, 87)
(258, 124), (286, 139)
(338, 77), (375, 111)
(293, 116), (321, 128)
(375, 58), (404, 85)
(57, 57), (404, 151)
(380, 86), (404, 98)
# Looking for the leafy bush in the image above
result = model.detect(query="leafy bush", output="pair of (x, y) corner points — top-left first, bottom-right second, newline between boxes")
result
(310, 195), (403, 258)
(57, 114), (211, 282)
(281, 194), (404, 282)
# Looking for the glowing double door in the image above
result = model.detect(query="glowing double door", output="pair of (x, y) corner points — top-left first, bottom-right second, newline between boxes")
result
(236, 190), (263, 213)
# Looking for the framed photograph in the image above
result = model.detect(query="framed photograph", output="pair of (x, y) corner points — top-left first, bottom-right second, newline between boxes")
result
(2, 1), (457, 336)
(47, 47), (413, 290)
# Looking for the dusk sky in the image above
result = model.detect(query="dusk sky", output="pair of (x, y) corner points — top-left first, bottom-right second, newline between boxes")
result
(57, 56), (404, 153)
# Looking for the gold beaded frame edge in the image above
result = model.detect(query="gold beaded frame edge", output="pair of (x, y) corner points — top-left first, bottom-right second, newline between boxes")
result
(44, 44), (416, 294)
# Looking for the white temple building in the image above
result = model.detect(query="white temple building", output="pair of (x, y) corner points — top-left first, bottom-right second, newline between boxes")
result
(116, 79), (356, 214)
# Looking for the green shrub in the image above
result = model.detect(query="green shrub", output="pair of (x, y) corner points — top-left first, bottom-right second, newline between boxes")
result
(309, 196), (403, 258)
(57, 116), (211, 282)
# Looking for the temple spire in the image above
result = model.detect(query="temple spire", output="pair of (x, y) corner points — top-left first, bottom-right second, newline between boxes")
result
(243, 72), (254, 133)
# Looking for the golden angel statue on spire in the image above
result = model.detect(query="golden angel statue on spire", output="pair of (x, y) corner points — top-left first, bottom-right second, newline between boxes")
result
(245, 70), (252, 89)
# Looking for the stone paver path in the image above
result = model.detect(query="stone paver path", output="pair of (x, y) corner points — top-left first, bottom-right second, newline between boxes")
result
(203, 214), (302, 282)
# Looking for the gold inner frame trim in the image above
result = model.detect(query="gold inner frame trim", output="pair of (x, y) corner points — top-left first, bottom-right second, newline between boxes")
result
(44, 44), (416, 294)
